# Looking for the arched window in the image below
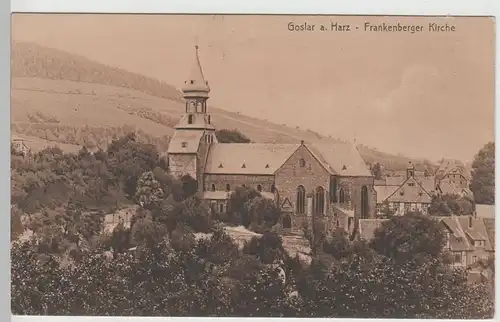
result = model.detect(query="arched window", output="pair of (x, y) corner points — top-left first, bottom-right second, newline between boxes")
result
(296, 185), (306, 214)
(314, 186), (325, 215)
(211, 184), (216, 192)
(299, 158), (306, 167)
(188, 114), (194, 124)
(339, 188), (345, 203)
(257, 184), (262, 192)
(283, 215), (292, 229)
(361, 185), (369, 219)
(226, 184), (230, 192)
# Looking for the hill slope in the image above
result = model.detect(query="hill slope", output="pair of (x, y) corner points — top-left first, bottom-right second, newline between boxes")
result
(11, 41), (434, 171)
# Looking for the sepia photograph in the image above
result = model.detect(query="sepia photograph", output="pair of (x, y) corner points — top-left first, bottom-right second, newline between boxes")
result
(10, 13), (495, 318)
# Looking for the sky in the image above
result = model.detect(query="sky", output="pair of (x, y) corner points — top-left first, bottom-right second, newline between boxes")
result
(11, 14), (495, 162)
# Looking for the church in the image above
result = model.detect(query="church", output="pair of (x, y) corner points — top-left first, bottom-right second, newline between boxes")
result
(167, 46), (377, 234)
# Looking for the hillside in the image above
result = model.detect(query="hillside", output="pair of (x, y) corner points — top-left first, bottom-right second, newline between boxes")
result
(11, 41), (433, 170)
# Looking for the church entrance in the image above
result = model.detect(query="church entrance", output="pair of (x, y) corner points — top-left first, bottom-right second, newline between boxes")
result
(283, 214), (292, 229)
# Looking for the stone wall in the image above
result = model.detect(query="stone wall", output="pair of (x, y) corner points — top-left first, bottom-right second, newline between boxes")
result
(338, 176), (376, 219)
(169, 153), (197, 180)
(203, 173), (275, 192)
(275, 145), (331, 214)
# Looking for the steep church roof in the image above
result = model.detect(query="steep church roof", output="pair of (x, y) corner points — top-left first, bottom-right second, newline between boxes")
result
(204, 143), (300, 175)
(167, 130), (204, 154)
(182, 45), (210, 95)
(307, 140), (372, 176)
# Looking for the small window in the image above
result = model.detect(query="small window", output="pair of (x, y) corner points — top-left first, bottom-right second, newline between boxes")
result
(473, 256), (477, 263)
(211, 184), (215, 192)
(181, 141), (187, 148)
(226, 184), (230, 192)
(265, 164), (269, 168)
(188, 114), (194, 124)
(408, 182), (415, 187)
(219, 203), (224, 213)
(190, 80), (194, 84)
(454, 253), (462, 263)
(218, 163), (223, 168)
(242, 163), (246, 168)
(342, 165), (347, 170)
(257, 184), (262, 192)
(400, 190), (404, 196)
(299, 158), (306, 167)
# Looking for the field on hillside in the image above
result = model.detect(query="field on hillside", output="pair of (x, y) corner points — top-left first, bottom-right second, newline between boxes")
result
(11, 41), (435, 170)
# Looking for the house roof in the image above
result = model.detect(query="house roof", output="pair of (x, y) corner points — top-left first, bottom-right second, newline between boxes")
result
(204, 143), (300, 175)
(437, 216), (472, 252)
(457, 216), (494, 251)
(307, 140), (372, 177)
(482, 218), (495, 250)
(332, 204), (355, 218)
(476, 204), (495, 218)
(357, 219), (388, 241)
(435, 159), (471, 180)
(202, 191), (231, 200)
(374, 185), (398, 203)
(384, 177), (432, 204)
(167, 130), (204, 154)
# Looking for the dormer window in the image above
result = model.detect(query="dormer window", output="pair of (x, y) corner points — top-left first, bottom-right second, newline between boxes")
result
(265, 164), (269, 168)
(299, 158), (306, 167)
(218, 163), (223, 168)
(342, 165), (347, 171)
(242, 163), (246, 168)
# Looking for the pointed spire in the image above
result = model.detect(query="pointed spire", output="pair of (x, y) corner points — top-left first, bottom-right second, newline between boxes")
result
(182, 44), (210, 95)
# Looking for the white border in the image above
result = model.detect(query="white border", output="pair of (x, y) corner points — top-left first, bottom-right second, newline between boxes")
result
(7, 1), (500, 322)
(9, 0), (500, 15)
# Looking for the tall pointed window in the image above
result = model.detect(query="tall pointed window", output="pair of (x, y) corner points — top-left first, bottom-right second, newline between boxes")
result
(330, 177), (337, 203)
(188, 114), (194, 124)
(296, 185), (306, 214)
(339, 188), (345, 203)
(211, 184), (216, 192)
(314, 186), (325, 215)
(361, 185), (369, 219)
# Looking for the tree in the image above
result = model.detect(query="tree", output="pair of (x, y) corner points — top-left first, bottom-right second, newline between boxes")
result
(428, 194), (474, 216)
(135, 171), (165, 210)
(370, 162), (384, 180)
(244, 196), (281, 230)
(11, 205), (24, 241)
(470, 142), (495, 205)
(215, 129), (251, 143)
(227, 186), (261, 227)
(370, 211), (446, 264)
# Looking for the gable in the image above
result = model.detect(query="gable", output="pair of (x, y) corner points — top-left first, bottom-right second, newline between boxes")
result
(386, 177), (432, 203)
(275, 144), (331, 177)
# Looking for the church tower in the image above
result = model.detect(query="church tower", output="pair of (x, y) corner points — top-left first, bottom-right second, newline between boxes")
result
(167, 45), (217, 184)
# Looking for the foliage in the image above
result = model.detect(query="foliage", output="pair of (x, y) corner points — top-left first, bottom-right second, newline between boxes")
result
(370, 212), (446, 264)
(428, 193), (475, 216)
(470, 142), (495, 205)
(135, 171), (165, 210)
(370, 162), (384, 180)
(215, 129), (251, 143)
(227, 186), (261, 227)
(244, 196), (280, 230)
